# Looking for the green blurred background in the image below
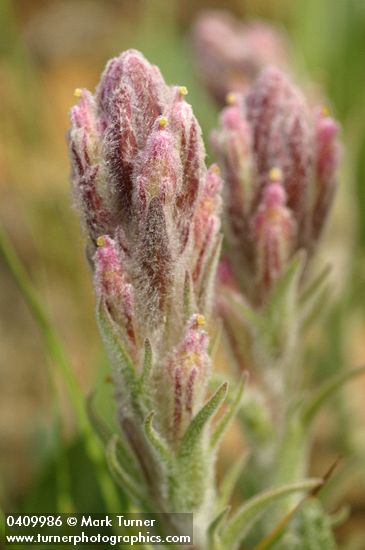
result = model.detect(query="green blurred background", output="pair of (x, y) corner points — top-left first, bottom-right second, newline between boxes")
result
(1, 0), (365, 547)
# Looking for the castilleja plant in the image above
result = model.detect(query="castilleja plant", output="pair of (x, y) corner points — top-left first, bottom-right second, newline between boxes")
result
(68, 50), (323, 550)
(212, 67), (341, 375)
(210, 66), (343, 547)
(68, 48), (230, 544)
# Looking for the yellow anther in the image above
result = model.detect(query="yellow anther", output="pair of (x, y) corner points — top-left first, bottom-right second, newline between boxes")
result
(321, 104), (330, 116)
(269, 167), (282, 182)
(179, 86), (188, 96)
(159, 116), (168, 128)
(211, 164), (221, 175)
(226, 92), (237, 105)
(74, 88), (83, 98)
(181, 351), (201, 368)
(96, 235), (106, 247)
(196, 314), (206, 327)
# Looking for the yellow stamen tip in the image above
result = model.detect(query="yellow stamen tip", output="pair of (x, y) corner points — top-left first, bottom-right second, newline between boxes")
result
(226, 92), (237, 105)
(96, 236), (106, 247)
(179, 86), (188, 96)
(269, 167), (282, 182)
(196, 314), (206, 327)
(321, 104), (330, 116)
(211, 164), (221, 175)
(159, 116), (168, 128)
(74, 88), (83, 98)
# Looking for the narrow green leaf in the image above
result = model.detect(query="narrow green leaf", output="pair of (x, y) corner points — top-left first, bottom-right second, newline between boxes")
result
(299, 264), (331, 307)
(265, 251), (306, 318)
(223, 288), (263, 334)
(301, 284), (331, 330)
(144, 411), (172, 466)
(261, 251), (306, 360)
(208, 506), (230, 550)
(97, 298), (139, 402)
(106, 435), (147, 507)
(329, 505), (350, 528)
(87, 396), (143, 482)
(299, 264), (332, 330)
(178, 383), (228, 458)
(217, 452), (249, 510)
(211, 373), (247, 449)
(221, 479), (322, 550)
(302, 364), (365, 425)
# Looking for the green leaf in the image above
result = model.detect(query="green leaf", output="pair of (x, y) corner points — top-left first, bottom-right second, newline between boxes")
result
(299, 264), (331, 308)
(210, 373), (247, 449)
(143, 411), (172, 466)
(299, 264), (332, 330)
(266, 251), (306, 318)
(223, 288), (263, 335)
(178, 383), (228, 459)
(263, 252), (306, 357)
(329, 505), (350, 528)
(217, 452), (249, 510)
(302, 364), (365, 425)
(97, 298), (139, 404)
(221, 479), (322, 550)
(106, 435), (148, 508)
(208, 506), (230, 550)
(301, 284), (332, 331)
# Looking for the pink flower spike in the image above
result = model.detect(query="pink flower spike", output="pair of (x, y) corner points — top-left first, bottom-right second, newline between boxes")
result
(212, 66), (341, 304)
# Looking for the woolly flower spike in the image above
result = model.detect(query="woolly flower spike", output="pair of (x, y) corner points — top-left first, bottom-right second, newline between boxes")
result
(191, 10), (289, 106)
(157, 314), (210, 446)
(69, 49), (222, 340)
(212, 67), (341, 304)
(69, 51), (225, 535)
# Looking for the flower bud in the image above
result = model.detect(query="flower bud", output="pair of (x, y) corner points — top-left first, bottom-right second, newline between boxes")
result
(157, 314), (209, 445)
(251, 178), (296, 302)
(193, 164), (222, 286)
(312, 109), (341, 241)
(96, 50), (168, 222)
(246, 68), (313, 225)
(94, 235), (136, 357)
(191, 10), (289, 105)
(69, 89), (116, 241)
